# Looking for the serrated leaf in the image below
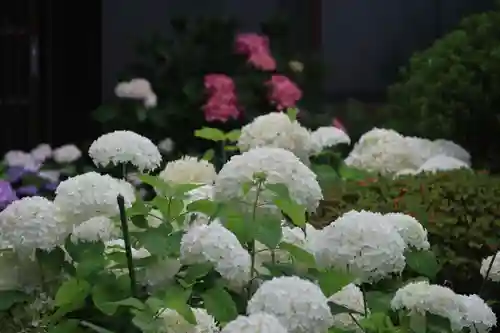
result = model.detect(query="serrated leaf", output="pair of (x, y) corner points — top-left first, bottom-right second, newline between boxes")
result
(255, 213), (282, 249)
(182, 263), (214, 285)
(0, 290), (29, 310)
(55, 278), (91, 307)
(406, 250), (440, 279)
(187, 199), (218, 217)
(163, 285), (196, 324)
(279, 242), (316, 268)
(273, 198), (306, 227)
(201, 286), (238, 323)
(316, 269), (355, 296)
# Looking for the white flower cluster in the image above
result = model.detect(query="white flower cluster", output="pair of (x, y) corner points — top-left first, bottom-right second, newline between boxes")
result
(221, 313), (288, 333)
(238, 112), (351, 162)
(215, 147), (323, 213)
(180, 221), (251, 288)
(89, 130), (162, 172)
(391, 281), (496, 332)
(345, 128), (470, 175)
(328, 283), (367, 332)
(158, 307), (219, 333)
(4, 143), (82, 171)
(313, 210), (408, 282)
(159, 156), (217, 185)
(115, 78), (157, 108)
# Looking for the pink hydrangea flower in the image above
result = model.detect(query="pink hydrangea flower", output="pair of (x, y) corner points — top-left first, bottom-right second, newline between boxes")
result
(202, 74), (241, 122)
(267, 75), (302, 110)
(235, 33), (276, 71)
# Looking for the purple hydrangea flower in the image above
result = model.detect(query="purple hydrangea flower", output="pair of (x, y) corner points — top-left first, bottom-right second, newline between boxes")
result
(0, 180), (18, 209)
(5, 166), (29, 183)
(16, 185), (38, 196)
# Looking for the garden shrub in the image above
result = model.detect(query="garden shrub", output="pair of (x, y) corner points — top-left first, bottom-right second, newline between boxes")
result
(384, 7), (500, 170)
(311, 169), (500, 295)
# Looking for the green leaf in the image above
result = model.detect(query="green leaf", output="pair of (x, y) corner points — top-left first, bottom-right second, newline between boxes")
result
(426, 313), (451, 333)
(201, 286), (238, 324)
(163, 285), (196, 325)
(127, 199), (151, 217)
(187, 199), (219, 217)
(95, 297), (145, 316)
(338, 164), (373, 181)
(76, 253), (107, 279)
(182, 263), (214, 285)
(273, 198), (306, 227)
(152, 196), (184, 220)
(202, 149), (215, 161)
(223, 145), (239, 151)
(165, 230), (184, 257)
(254, 213), (282, 249)
(47, 319), (82, 333)
(279, 242), (316, 268)
(286, 107), (299, 121)
(195, 127), (226, 142)
(36, 247), (66, 275)
(405, 250), (440, 279)
(171, 183), (203, 196)
(219, 205), (253, 243)
(64, 238), (105, 263)
(364, 291), (392, 313)
(55, 278), (91, 307)
(138, 174), (172, 195)
(132, 224), (173, 256)
(315, 269), (355, 296)
(0, 290), (29, 310)
(225, 129), (241, 142)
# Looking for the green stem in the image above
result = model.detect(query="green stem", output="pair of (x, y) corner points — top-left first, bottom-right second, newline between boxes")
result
(348, 312), (366, 333)
(479, 251), (498, 296)
(117, 195), (138, 298)
(361, 284), (368, 318)
(247, 182), (262, 300)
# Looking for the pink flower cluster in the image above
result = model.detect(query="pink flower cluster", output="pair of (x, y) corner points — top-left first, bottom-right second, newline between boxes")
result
(202, 74), (241, 122)
(235, 33), (276, 71)
(267, 75), (302, 110)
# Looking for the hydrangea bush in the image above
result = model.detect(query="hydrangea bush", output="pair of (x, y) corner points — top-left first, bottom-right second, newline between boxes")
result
(0, 124), (497, 333)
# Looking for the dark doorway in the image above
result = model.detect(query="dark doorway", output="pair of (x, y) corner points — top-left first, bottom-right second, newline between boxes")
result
(0, 1), (101, 154)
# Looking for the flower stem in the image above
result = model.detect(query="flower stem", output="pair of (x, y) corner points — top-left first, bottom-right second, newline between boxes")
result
(117, 194), (138, 298)
(479, 251), (498, 296)
(247, 182), (262, 301)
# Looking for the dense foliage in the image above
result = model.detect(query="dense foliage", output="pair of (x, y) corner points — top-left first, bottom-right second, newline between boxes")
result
(384, 7), (500, 170)
(311, 169), (500, 295)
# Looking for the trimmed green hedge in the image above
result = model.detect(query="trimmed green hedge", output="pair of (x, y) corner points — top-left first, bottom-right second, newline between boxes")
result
(311, 169), (500, 294)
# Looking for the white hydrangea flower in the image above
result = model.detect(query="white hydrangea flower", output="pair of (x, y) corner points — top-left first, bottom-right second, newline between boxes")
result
(126, 172), (143, 186)
(158, 307), (218, 333)
(432, 139), (471, 164)
(115, 78), (157, 108)
(215, 147), (323, 213)
(310, 126), (351, 154)
(383, 213), (430, 250)
(480, 252), (500, 282)
(314, 210), (407, 282)
(53, 144), (82, 163)
(345, 128), (422, 175)
(180, 221), (251, 288)
(89, 130), (162, 172)
(140, 257), (181, 290)
(30, 143), (52, 162)
(222, 313), (287, 333)
(4, 150), (40, 171)
(417, 154), (470, 173)
(159, 156), (217, 185)
(247, 275), (333, 333)
(328, 283), (367, 332)
(158, 138), (175, 154)
(54, 172), (136, 223)
(391, 281), (467, 330)
(71, 216), (120, 243)
(0, 196), (71, 253)
(458, 294), (497, 333)
(238, 112), (314, 161)
(304, 223), (321, 253)
(0, 251), (40, 291)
